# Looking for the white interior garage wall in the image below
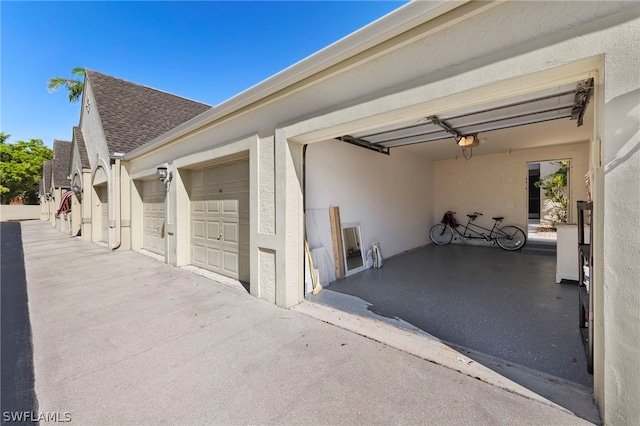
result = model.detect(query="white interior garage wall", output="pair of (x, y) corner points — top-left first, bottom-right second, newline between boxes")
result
(433, 143), (590, 230)
(305, 139), (434, 283)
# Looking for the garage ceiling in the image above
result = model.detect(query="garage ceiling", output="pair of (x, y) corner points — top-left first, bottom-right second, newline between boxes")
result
(339, 79), (594, 161)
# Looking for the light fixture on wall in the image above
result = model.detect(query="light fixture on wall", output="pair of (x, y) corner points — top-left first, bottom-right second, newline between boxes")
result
(456, 134), (479, 148)
(157, 166), (172, 184)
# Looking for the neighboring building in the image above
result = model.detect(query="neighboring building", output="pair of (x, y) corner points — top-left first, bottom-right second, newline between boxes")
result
(68, 126), (90, 236)
(49, 2), (639, 423)
(50, 139), (72, 232)
(67, 69), (211, 248)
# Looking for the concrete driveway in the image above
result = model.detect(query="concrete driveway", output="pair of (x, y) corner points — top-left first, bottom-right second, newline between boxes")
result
(20, 221), (594, 425)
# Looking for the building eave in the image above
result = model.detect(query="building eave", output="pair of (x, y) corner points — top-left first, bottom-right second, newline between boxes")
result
(125, 1), (470, 160)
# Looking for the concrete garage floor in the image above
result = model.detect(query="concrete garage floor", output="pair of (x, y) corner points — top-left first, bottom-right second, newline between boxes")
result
(308, 244), (593, 389)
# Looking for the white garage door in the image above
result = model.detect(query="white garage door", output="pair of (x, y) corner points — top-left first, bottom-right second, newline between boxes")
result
(191, 158), (249, 282)
(98, 185), (109, 243)
(143, 180), (166, 255)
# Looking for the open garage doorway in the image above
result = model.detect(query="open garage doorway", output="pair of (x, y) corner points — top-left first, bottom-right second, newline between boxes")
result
(303, 78), (595, 418)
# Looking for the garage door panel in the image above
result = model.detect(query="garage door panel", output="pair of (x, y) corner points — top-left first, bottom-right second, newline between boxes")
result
(142, 180), (166, 255)
(206, 199), (221, 214)
(207, 222), (221, 240)
(240, 192), (249, 214)
(222, 163), (239, 184)
(192, 170), (204, 188)
(223, 252), (239, 275)
(193, 220), (205, 239)
(240, 159), (249, 183)
(190, 158), (249, 282)
(99, 186), (109, 243)
(206, 247), (221, 269)
(222, 199), (238, 214)
(192, 245), (205, 264)
(206, 167), (221, 184)
(193, 200), (205, 213)
(223, 222), (239, 244)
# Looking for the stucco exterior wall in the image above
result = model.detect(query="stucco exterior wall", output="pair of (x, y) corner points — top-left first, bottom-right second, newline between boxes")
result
(601, 57), (640, 425)
(120, 3), (638, 422)
(80, 79), (113, 245)
(433, 143), (589, 231)
(305, 139), (434, 269)
(80, 81), (109, 174)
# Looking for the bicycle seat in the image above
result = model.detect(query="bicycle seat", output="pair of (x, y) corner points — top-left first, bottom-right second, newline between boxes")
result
(492, 216), (504, 221)
(467, 214), (477, 219)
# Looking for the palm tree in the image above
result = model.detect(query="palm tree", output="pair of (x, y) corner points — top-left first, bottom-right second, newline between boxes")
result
(48, 67), (85, 102)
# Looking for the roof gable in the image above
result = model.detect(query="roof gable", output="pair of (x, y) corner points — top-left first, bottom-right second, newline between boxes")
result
(52, 139), (72, 188)
(42, 161), (52, 192)
(85, 70), (210, 154)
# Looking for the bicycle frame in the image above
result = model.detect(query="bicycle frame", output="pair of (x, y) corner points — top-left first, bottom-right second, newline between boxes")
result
(454, 216), (501, 242)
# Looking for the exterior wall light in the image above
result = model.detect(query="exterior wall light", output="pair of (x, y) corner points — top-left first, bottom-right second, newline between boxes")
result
(72, 184), (82, 202)
(157, 166), (172, 183)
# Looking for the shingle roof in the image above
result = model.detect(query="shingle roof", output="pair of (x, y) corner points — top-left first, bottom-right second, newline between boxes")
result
(73, 126), (89, 168)
(52, 140), (71, 188)
(85, 70), (211, 154)
(42, 161), (52, 192)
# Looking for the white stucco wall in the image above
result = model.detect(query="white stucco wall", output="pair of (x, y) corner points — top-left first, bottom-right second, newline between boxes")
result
(433, 143), (589, 231)
(80, 79), (113, 245)
(305, 139), (434, 276)
(0, 205), (41, 221)
(80, 80), (109, 176)
(120, 3), (638, 421)
(601, 60), (640, 425)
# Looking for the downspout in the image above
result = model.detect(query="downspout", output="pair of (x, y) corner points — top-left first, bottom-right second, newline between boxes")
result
(109, 153), (124, 251)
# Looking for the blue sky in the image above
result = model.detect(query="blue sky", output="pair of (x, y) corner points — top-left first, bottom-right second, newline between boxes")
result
(1, 1), (409, 148)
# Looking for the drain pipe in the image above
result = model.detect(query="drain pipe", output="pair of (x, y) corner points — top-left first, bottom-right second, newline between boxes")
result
(109, 152), (124, 251)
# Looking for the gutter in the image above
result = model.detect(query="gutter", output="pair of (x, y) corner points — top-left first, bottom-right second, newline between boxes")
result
(125, 1), (469, 160)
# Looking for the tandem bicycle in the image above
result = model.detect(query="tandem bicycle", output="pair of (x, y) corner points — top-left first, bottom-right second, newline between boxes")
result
(429, 211), (527, 251)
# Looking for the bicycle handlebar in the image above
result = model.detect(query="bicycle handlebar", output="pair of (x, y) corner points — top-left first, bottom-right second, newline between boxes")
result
(473, 211), (483, 216)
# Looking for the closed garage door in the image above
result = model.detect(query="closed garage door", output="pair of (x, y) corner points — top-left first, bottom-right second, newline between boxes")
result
(98, 185), (109, 243)
(191, 158), (249, 282)
(143, 180), (166, 255)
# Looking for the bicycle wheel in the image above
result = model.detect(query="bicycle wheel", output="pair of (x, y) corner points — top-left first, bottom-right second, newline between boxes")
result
(429, 224), (454, 245)
(496, 226), (527, 251)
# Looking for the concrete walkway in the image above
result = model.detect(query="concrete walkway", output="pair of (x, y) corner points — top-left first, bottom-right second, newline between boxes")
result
(21, 221), (594, 425)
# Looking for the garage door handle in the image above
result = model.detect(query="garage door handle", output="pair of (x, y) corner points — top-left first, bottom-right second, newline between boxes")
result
(217, 231), (222, 240)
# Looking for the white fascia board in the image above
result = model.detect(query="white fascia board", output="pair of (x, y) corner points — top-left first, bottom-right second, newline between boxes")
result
(125, 1), (468, 160)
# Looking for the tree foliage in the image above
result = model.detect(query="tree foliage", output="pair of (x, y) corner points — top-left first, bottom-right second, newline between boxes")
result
(535, 160), (568, 224)
(48, 67), (85, 103)
(0, 133), (53, 204)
